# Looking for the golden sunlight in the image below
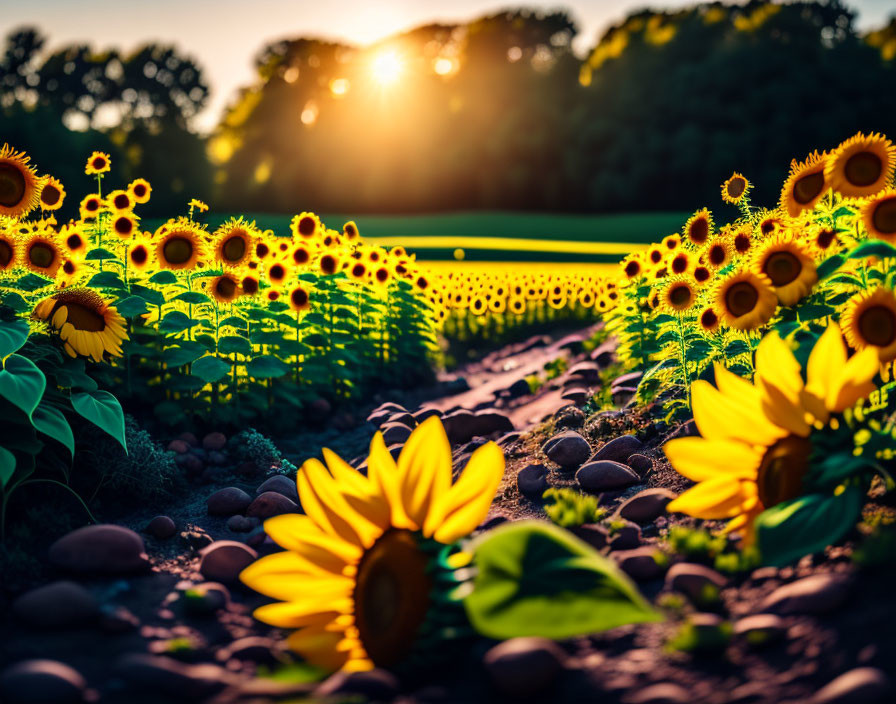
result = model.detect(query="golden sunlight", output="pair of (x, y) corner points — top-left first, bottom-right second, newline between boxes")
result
(371, 50), (404, 85)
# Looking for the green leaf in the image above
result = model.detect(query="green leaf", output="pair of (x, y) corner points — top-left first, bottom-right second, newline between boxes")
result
(303, 333), (328, 348)
(465, 521), (661, 640)
(87, 271), (125, 289)
(15, 273), (53, 292)
(173, 291), (210, 305)
(756, 487), (863, 567)
(1, 291), (29, 312)
(149, 271), (179, 285)
(114, 295), (150, 318)
(218, 335), (252, 355)
(85, 247), (119, 262)
(847, 241), (896, 261)
(816, 254), (846, 280)
(32, 404), (75, 458)
(247, 356), (290, 379)
(0, 445), (15, 488)
(0, 318), (30, 358)
(797, 304), (836, 321)
(163, 343), (208, 367)
(159, 311), (200, 334)
(723, 339), (751, 357)
(70, 390), (127, 451)
(219, 315), (247, 329)
(0, 354), (46, 420)
(191, 355), (231, 383)
(129, 283), (166, 307)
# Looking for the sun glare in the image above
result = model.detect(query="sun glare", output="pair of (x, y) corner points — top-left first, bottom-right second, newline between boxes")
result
(371, 50), (403, 86)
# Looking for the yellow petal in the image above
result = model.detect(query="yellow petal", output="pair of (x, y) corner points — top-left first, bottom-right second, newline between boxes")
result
(367, 431), (412, 529)
(806, 323), (846, 404)
(755, 332), (803, 401)
(286, 625), (353, 671)
(51, 305), (68, 328)
(263, 513), (361, 571)
(757, 377), (811, 437)
(713, 362), (762, 406)
(663, 437), (760, 482)
(666, 476), (753, 519)
(322, 447), (391, 531)
(298, 459), (380, 548)
(397, 416), (452, 528)
(254, 600), (349, 628)
(691, 380), (783, 445)
(828, 347), (879, 412)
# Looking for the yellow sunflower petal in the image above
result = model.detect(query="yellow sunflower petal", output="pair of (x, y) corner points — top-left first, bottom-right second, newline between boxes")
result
(397, 416), (452, 528)
(755, 331), (803, 401)
(663, 437), (761, 482)
(254, 600), (349, 628)
(298, 459), (379, 548)
(757, 377), (811, 437)
(51, 306), (68, 328)
(367, 431), (412, 529)
(286, 625), (354, 671)
(322, 447), (391, 531)
(829, 347), (879, 412)
(262, 513), (361, 570)
(691, 380), (783, 445)
(666, 476), (754, 519)
(806, 323), (847, 403)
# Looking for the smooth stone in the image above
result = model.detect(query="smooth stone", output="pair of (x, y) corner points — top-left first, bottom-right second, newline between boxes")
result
(567, 361), (600, 382)
(626, 454), (654, 475)
(226, 515), (260, 533)
(167, 439), (190, 454)
(115, 654), (233, 700)
(618, 489), (677, 523)
(627, 682), (690, 704)
(207, 487), (253, 517)
(561, 387), (589, 406)
(505, 378), (531, 399)
(247, 491), (299, 519)
(0, 660), (88, 704)
(470, 410), (514, 438)
(441, 410), (477, 445)
(608, 521), (642, 550)
(146, 516), (177, 540)
(733, 614), (786, 647)
(389, 411), (416, 427)
(590, 435), (643, 464)
(181, 582), (230, 616)
(666, 563), (728, 602)
(517, 464), (549, 498)
(576, 461), (640, 493)
(413, 407), (441, 423)
(218, 637), (284, 665)
(199, 541), (258, 584)
(13, 582), (98, 628)
(201, 432), (227, 451)
(612, 371), (643, 389)
(812, 667), (891, 704)
(256, 475), (299, 502)
(380, 422), (413, 445)
(614, 547), (666, 581)
(542, 430), (591, 469)
(483, 637), (566, 698)
(760, 573), (852, 615)
(366, 409), (391, 427)
(554, 406), (585, 429)
(49, 525), (149, 575)
(571, 523), (610, 550)
(315, 669), (399, 700)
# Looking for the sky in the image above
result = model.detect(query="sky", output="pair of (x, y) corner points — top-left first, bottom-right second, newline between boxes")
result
(10, 0), (896, 132)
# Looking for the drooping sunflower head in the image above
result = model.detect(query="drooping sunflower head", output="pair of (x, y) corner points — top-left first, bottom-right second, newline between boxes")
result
(685, 209), (713, 246)
(861, 189), (896, 243)
(841, 287), (896, 362)
(662, 277), (697, 312)
(85, 151), (111, 176)
(703, 236), (734, 270)
(33, 288), (127, 362)
(213, 217), (257, 267)
(714, 269), (777, 330)
(21, 232), (63, 279)
(779, 151), (829, 217)
(0, 144), (43, 219)
(291, 212), (322, 240)
(79, 194), (103, 220)
(107, 189), (133, 214)
(721, 172), (750, 204)
(826, 132), (896, 199)
(207, 273), (241, 304)
(155, 220), (206, 270)
(39, 176), (66, 211)
(128, 178), (152, 204)
(750, 235), (817, 306)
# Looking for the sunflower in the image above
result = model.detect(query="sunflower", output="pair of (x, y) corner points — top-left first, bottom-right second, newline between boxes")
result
(668, 250), (691, 275)
(826, 132), (896, 199)
(319, 253), (340, 276)
(266, 258), (292, 287)
(240, 416), (504, 671)
(348, 260), (368, 281)
(213, 218), (256, 266)
(715, 270), (777, 330)
(692, 265), (711, 285)
(39, 176), (66, 211)
(698, 306), (720, 333)
(126, 234), (155, 272)
(861, 189), (896, 242)
(208, 273), (241, 304)
(155, 221), (206, 270)
(372, 264), (392, 286)
(291, 212), (321, 240)
(703, 237), (734, 270)
(661, 278), (697, 312)
(685, 209), (713, 246)
(110, 213), (138, 239)
(241, 274), (260, 296)
(79, 194), (103, 220)
(662, 233), (682, 251)
(731, 226), (752, 255)
(107, 189), (133, 213)
(21, 233), (63, 278)
(664, 324), (877, 540)
(414, 274), (429, 292)
(751, 235), (817, 306)
(60, 223), (87, 256)
(620, 253), (644, 280)
(508, 297), (526, 315)
(469, 295), (487, 316)
(85, 151), (111, 175)
(0, 230), (17, 272)
(757, 214), (783, 238)
(343, 221), (360, 240)
(780, 151), (829, 217)
(128, 178), (152, 204)
(57, 255), (89, 288)
(292, 243), (312, 267)
(646, 245), (664, 267)
(33, 289), (128, 361)
(841, 287), (896, 362)
(721, 173), (750, 204)
(0, 144), (43, 219)
(578, 289), (595, 308)
(288, 284), (311, 312)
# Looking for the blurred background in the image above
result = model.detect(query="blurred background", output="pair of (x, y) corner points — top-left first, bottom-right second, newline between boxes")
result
(3, 0), (896, 223)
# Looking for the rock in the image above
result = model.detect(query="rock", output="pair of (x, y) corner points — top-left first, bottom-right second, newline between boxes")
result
(247, 491), (299, 519)
(441, 410), (476, 444)
(571, 524), (610, 550)
(180, 529), (213, 552)
(115, 654), (233, 700)
(181, 582), (230, 616)
(498, 431), (521, 447)
(199, 541), (258, 584)
(543, 431), (591, 469)
(0, 660), (89, 704)
(590, 435), (643, 464)
(666, 563), (727, 603)
(315, 669), (399, 700)
(506, 378), (531, 399)
(177, 431), (198, 446)
(614, 547), (666, 581)
(471, 410), (514, 437)
(381, 422), (413, 445)
(612, 371), (643, 390)
(479, 510), (511, 531)
(218, 637), (284, 665)
(99, 605), (140, 633)
(49, 525), (149, 575)
(590, 339), (617, 367)
(226, 515), (260, 533)
(812, 667), (891, 704)
(576, 461), (640, 493)
(554, 405), (585, 430)
(207, 450), (227, 465)
(484, 637), (566, 698)
(617, 489), (677, 523)
(517, 464), (549, 498)
(413, 407), (441, 423)
(366, 409), (391, 427)
(201, 432), (227, 451)
(389, 412), (416, 427)
(13, 582), (98, 628)
(146, 516), (177, 540)
(626, 454), (654, 475)
(256, 475), (300, 502)
(733, 614), (786, 647)
(561, 387), (589, 406)
(176, 453), (204, 474)
(627, 682), (690, 704)
(760, 573), (852, 615)
(567, 361), (600, 383)
(167, 439), (190, 454)
(207, 487), (253, 517)
(609, 521), (642, 550)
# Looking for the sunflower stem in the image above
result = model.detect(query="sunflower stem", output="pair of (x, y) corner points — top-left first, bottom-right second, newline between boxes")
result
(677, 313), (691, 410)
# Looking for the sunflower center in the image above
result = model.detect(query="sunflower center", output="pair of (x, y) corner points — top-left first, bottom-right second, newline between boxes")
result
(291, 288), (308, 307)
(700, 308), (718, 329)
(671, 255), (688, 274)
(376, 268), (388, 283)
(133, 184), (147, 198)
(215, 277), (237, 299)
(222, 235), (247, 261)
(56, 301), (106, 332)
(844, 151), (882, 187)
(131, 246), (148, 265)
(793, 171), (825, 204)
(163, 237), (193, 264)
(689, 219), (708, 243)
(298, 216), (316, 236)
(354, 529), (432, 668)
(734, 233), (751, 253)
(725, 281), (759, 317)
(66, 234), (83, 250)
(0, 163), (26, 208)
(763, 251), (801, 287)
(709, 245), (726, 266)
(29, 243), (56, 269)
(352, 264), (365, 277)
(872, 198), (896, 235)
(270, 264), (285, 281)
(858, 304), (896, 347)
(113, 194), (130, 210)
(816, 229), (836, 249)
(624, 261), (640, 277)
(0, 240), (12, 266)
(727, 177), (746, 198)
(321, 255), (337, 274)
(757, 435), (812, 508)
(694, 266), (710, 283)
(669, 284), (692, 307)
(242, 277), (259, 294)
(114, 217), (133, 236)
(42, 184), (61, 206)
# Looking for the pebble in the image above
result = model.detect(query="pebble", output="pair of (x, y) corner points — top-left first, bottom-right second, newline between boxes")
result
(560, 387), (589, 406)
(626, 453), (654, 476)
(506, 378), (531, 398)
(554, 405), (585, 430)
(618, 489), (677, 523)
(146, 516), (177, 540)
(217, 637), (283, 665)
(380, 422), (413, 445)
(0, 660), (89, 704)
(48, 525), (149, 575)
(576, 461), (640, 493)
(811, 667), (891, 704)
(483, 637), (566, 698)
(665, 563), (727, 603)
(115, 654), (233, 700)
(167, 439), (190, 454)
(315, 669), (399, 700)
(207, 487), (253, 517)
(201, 432), (227, 451)
(199, 541), (258, 584)
(177, 431), (198, 446)
(567, 361), (600, 382)
(614, 547), (666, 581)
(733, 614), (786, 647)
(12, 581), (98, 628)
(247, 491), (299, 519)
(256, 475), (300, 502)
(226, 515), (260, 533)
(388, 412), (416, 427)
(517, 464), (549, 498)
(627, 682), (690, 704)
(413, 407), (441, 423)
(608, 521), (642, 550)
(760, 573), (852, 615)
(181, 582), (231, 616)
(571, 523), (610, 550)
(440, 410), (477, 445)
(590, 435), (643, 464)
(176, 453), (204, 474)
(542, 430), (591, 469)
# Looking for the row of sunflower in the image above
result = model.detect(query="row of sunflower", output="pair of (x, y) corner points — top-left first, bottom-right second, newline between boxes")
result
(597, 131), (896, 566)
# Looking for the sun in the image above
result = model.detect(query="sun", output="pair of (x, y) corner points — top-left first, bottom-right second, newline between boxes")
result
(371, 50), (404, 86)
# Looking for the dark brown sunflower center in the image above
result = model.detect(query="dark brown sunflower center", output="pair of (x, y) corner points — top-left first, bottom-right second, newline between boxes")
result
(345, 224), (356, 236)
(624, 261), (640, 277)
(269, 264), (286, 281)
(133, 184), (147, 198)
(0, 163), (26, 208)
(41, 184), (61, 206)
(66, 234), (84, 250)
(816, 229), (837, 249)
(872, 198), (896, 235)
(727, 177), (746, 198)
(352, 263), (366, 277)
(215, 277), (237, 299)
(709, 245), (726, 266)
(725, 281), (759, 317)
(671, 255), (688, 274)
(734, 233), (751, 253)
(669, 284), (692, 307)
(376, 268), (388, 282)
(694, 266), (710, 282)
(291, 288), (308, 307)
(354, 529), (432, 668)
(242, 277), (259, 294)
(85, 199), (100, 212)
(113, 194), (130, 210)
(700, 308), (718, 329)
(163, 237), (193, 264)
(91, 157), (107, 170)
(0, 239), (12, 266)
(417, 276), (428, 289)
(131, 246), (148, 265)
(222, 234), (247, 261)
(763, 251), (801, 287)
(757, 435), (812, 508)
(114, 217), (133, 236)
(844, 151), (882, 187)
(29, 243), (56, 269)
(55, 301), (106, 332)
(320, 255), (337, 274)
(858, 304), (896, 347)
(293, 248), (310, 264)
(793, 171), (825, 204)
(650, 249), (662, 263)
(298, 216), (316, 236)
(256, 243), (270, 258)
(689, 219), (709, 243)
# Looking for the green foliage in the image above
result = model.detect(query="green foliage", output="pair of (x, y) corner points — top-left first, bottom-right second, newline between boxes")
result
(663, 526), (759, 575)
(665, 618), (732, 655)
(229, 428), (282, 473)
(543, 487), (606, 528)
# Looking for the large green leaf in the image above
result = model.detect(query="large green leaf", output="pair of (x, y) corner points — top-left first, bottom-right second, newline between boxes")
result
(71, 390), (127, 451)
(1, 291), (29, 312)
(0, 445), (15, 489)
(32, 403), (75, 458)
(15, 273), (53, 292)
(816, 253), (846, 280)
(87, 271), (125, 289)
(0, 318), (30, 359)
(847, 241), (896, 260)
(159, 311), (200, 334)
(173, 291), (210, 305)
(149, 270), (179, 285)
(163, 343), (208, 367)
(114, 295), (150, 318)
(218, 335), (252, 356)
(465, 521), (661, 640)
(0, 354), (46, 420)
(191, 355), (231, 383)
(247, 356), (290, 379)
(756, 487), (863, 567)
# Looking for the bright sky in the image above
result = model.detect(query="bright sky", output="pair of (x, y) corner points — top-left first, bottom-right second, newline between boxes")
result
(11, 0), (895, 132)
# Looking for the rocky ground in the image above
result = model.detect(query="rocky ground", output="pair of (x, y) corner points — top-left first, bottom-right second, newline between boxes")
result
(1, 325), (895, 704)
